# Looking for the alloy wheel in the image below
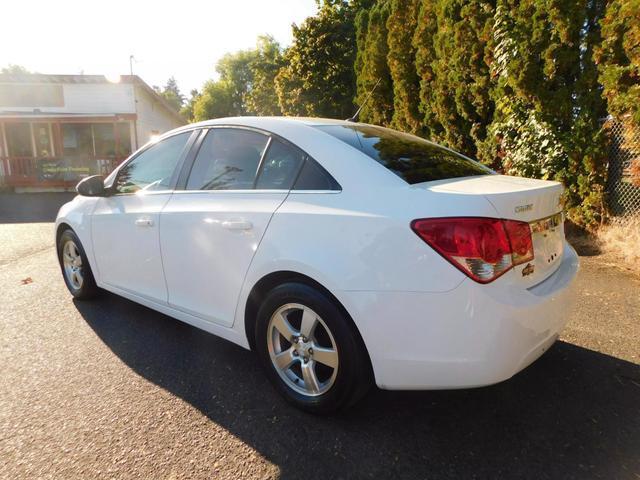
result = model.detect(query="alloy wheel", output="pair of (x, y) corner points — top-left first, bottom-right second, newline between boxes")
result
(62, 240), (84, 290)
(267, 303), (339, 397)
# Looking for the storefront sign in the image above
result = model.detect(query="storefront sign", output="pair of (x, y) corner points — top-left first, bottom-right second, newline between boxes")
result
(38, 159), (91, 182)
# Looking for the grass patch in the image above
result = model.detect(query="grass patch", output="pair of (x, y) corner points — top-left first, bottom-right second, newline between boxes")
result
(566, 216), (640, 275)
(596, 216), (640, 272)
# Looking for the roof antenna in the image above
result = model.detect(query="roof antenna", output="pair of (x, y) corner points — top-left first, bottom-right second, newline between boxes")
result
(346, 77), (381, 122)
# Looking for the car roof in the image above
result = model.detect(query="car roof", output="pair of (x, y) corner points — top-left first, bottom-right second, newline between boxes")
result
(162, 115), (407, 193)
(179, 116), (357, 131)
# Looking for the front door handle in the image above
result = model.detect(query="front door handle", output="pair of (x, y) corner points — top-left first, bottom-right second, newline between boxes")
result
(221, 219), (253, 231)
(135, 217), (154, 227)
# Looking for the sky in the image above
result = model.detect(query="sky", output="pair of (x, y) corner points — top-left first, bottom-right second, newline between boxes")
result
(1, 0), (319, 95)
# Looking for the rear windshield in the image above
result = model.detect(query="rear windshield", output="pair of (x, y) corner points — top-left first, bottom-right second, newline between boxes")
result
(314, 124), (493, 184)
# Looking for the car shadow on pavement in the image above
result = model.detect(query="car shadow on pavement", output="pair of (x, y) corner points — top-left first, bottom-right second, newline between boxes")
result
(75, 292), (640, 480)
(0, 192), (75, 223)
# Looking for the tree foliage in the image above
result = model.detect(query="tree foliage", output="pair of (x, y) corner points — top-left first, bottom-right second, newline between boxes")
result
(355, 0), (394, 124)
(193, 80), (235, 121)
(154, 77), (185, 112)
(596, 0), (640, 126)
(192, 37), (282, 121)
(431, 0), (495, 161)
(180, 89), (200, 123)
(386, 0), (422, 134)
(275, 1), (357, 118)
(413, 0), (444, 140)
(596, 0), (640, 186)
(246, 36), (285, 116)
(487, 0), (608, 226)
(1, 64), (30, 74)
(185, 0), (638, 226)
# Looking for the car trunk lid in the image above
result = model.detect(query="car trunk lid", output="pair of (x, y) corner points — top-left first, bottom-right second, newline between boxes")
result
(416, 175), (565, 287)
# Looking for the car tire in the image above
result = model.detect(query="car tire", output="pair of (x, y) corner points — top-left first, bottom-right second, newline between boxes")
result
(57, 229), (99, 300)
(255, 282), (372, 414)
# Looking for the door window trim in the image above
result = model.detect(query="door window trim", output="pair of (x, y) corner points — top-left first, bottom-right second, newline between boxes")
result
(106, 129), (199, 196)
(175, 124), (341, 194)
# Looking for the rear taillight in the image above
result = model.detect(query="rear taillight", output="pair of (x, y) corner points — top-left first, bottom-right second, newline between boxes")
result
(411, 217), (534, 284)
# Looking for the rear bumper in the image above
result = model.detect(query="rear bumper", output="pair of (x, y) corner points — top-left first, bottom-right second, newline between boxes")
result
(340, 242), (580, 390)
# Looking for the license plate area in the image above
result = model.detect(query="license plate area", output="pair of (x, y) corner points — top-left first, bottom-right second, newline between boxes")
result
(530, 212), (564, 271)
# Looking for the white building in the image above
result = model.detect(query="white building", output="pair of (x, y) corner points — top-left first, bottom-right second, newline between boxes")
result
(0, 74), (185, 190)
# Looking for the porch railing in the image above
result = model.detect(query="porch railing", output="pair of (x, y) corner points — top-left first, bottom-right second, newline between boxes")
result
(0, 156), (125, 188)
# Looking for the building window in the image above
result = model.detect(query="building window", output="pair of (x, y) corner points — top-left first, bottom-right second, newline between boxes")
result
(115, 122), (132, 158)
(33, 123), (53, 157)
(62, 124), (93, 161)
(5, 123), (33, 157)
(93, 124), (116, 157)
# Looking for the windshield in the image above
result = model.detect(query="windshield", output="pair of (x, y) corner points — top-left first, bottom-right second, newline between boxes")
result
(314, 124), (494, 184)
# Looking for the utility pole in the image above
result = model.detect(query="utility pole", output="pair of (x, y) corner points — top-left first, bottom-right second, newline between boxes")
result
(130, 55), (139, 150)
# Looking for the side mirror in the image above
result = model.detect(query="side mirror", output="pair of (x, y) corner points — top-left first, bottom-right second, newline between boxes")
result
(77, 175), (107, 197)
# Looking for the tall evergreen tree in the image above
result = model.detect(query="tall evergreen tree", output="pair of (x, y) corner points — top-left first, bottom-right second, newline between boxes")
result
(386, 0), (422, 134)
(488, 0), (608, 226)
(357, 0), (394, 125)
(155, 77), (185, 111)
(596, 0), (640, 126)
(596, 0), (640, 186)
(430, 0), (495, 161)
(354, 7), (370, 115)
(413, 0), (444, 140)
(275, 1), (357, 118)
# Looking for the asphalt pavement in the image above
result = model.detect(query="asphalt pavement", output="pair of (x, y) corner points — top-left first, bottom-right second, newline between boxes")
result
(0, 194), (639, 479)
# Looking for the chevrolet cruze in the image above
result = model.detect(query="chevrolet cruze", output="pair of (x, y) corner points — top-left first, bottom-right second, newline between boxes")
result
(56, 117), (579, 413)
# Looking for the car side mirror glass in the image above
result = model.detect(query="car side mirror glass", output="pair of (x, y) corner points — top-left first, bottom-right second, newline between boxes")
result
(76, 175), (108, 197)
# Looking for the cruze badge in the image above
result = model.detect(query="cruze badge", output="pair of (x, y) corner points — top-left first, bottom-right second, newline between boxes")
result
(515, 204), (533, 214)
(522, 263), (535, 277)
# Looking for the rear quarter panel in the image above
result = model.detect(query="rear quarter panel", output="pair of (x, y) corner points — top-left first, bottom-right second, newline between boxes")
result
(233, 183), (505, 337)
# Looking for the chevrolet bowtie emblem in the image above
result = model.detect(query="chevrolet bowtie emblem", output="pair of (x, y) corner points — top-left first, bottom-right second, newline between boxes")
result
(515, 204), (533, 214)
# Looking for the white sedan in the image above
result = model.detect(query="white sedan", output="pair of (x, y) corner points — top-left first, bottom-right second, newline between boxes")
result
(56, 117), (579, 413)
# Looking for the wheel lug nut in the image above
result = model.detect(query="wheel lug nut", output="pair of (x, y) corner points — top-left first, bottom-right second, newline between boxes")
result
(303, 356), (309, 363)
(293, 351), (298, 356)
(308, 348), (313, 355)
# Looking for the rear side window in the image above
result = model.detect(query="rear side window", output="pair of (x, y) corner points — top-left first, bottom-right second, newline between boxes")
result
(293, 158), (341, 191)
(187, 128), (269, 190)
(255, 138), (305, 190)
(314, 124), (493, 184)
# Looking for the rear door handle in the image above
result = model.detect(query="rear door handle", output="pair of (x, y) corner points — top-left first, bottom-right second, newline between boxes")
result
(221, 219), (253, 231)
(135, 217), (154, 227)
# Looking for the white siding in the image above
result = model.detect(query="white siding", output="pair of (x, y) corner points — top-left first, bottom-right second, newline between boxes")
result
(61, 84), (135, 114)
(1, 83), (136, 115)
(134, 87), (184, 147)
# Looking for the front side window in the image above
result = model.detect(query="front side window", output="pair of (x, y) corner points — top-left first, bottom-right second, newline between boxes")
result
(314, 124), (494, 184)
(187, 128), (269, 190)
(114, 132), (190, 194)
